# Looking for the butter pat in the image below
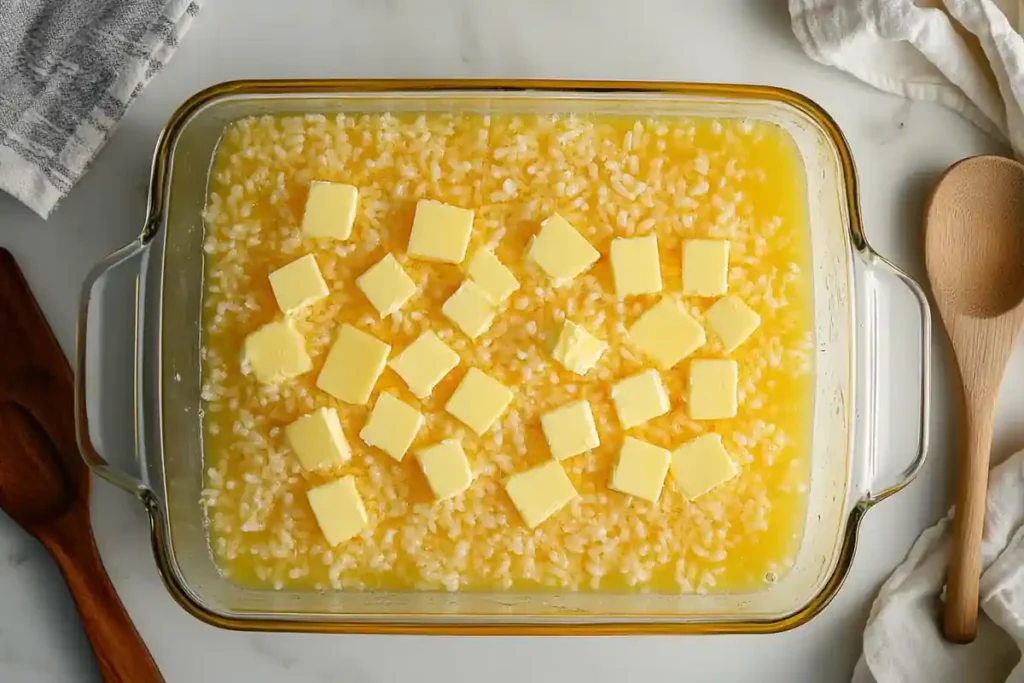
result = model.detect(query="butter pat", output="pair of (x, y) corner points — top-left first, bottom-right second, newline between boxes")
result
(628, 296), (706, 369)
(551, 321), (607, 376)
(388, 331), (460, 398)
(540, 400), (600, 460)
(671, 433), (739, 500)
(356, 253), (417, 317)
(268, 254), (329, 314)
(285, 407), (350, 472)
(407, 199), (474, 264)
(611, 369), (670, 429)
(682, 239), (730, 296)
(610, 437), (672, 503)
(467, 248), (519, 303)
(688, 359), (738, 420)
(504, 461), (578, 529)
(442, 280), (496, 339)
(242, 320), (312, 384)
(417, 440), (474, 500)
(360, 393), (424, 462)
(445, 368), (514, 435)
(302, 181), (358, 240)
(316, 324), (390, 405)
(705, 295), (761, 352)
(610, 234), (663, 298)
(306, 476), (368, 546)
(526, 213), (599, 285)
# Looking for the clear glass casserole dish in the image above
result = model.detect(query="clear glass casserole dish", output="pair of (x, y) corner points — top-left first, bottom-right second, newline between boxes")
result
(75, 80), (931, 634)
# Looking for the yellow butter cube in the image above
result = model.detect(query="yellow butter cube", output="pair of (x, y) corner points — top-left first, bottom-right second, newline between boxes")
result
(242, 320), (312, 385)
(302, 181), (358, 240)
(504, 461), (578, 529)
(268, 254), (329, 315)
(407, 199), (474, 264)
(442, 280), (496, 339)
(445, 368), (514, 435)
(610, 437), (672, 503)
(306, 476), (368, 546)
(628, 296), (706, 370)
(526, 213), (599, 285)
(671, 433), (739, 500)
(551, 321), (607, 376)
(610, 234), (663, 298)
(540, 400), (600, 461)
(611, 369), (670, 429)
(388, 331), (460, 398)
(688, 359), (738, 420)
(466, 248), (519, 303)
(360, 393), (424, 462)
(316, 324), (390, 405)
(417, 440), (474, 500)
(705, 295), (761, 352)
(356, 253), (417, 317)
(285, 407), (351, 472)
(682, 239), (730, 297)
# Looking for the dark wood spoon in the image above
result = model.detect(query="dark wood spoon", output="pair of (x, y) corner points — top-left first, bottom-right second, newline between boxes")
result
(0, 248), (163, 682)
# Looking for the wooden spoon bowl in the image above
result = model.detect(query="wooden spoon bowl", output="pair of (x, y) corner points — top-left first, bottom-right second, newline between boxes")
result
(0, 249), (163, 682)
(0, 392), (76, 523)
(924, 155), (1024, 643)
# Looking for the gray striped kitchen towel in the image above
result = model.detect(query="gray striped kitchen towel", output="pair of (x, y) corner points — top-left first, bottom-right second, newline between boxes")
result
(0, 0), (201, 218)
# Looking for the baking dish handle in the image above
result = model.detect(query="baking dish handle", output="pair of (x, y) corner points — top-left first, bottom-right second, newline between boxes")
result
(75, 238), (150, 496)
(861, 252), (932, 505)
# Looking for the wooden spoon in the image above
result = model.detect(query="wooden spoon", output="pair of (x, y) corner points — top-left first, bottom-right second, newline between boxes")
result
(924, 155), (1024, 643)
(0, 248), (163, 682)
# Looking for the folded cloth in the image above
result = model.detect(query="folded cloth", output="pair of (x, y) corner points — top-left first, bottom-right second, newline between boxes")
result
(790, 0), (1024, 157)
(848, 450), (1024, 683)
(0, 0), (201, 218)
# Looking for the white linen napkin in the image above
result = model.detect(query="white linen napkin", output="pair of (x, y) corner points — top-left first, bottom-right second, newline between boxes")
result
(790, 0), (1024, 157)
(847, 450), (1024, 683)
(0, 0), (201, 219)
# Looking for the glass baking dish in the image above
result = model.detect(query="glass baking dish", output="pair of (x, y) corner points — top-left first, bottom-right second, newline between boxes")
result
(75, 80), (931, 634)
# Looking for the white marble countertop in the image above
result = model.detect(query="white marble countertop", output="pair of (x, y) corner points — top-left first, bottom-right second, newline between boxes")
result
(1, 1), (1021, 681)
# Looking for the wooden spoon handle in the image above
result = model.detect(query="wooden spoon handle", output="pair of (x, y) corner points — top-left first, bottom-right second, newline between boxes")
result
(943, 400), (995, 643)
(47, 517), (164, 683)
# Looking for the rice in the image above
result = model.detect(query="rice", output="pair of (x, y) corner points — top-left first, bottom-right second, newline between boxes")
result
(200, 112), (814, 593)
